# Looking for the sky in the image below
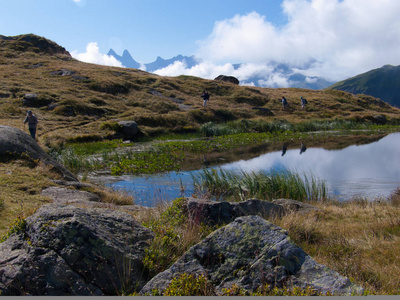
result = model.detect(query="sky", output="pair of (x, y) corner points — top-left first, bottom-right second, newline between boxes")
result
(1, 0), (400, 85)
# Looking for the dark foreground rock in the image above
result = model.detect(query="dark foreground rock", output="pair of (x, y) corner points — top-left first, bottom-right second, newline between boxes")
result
(183, 198), (285, 226)
(140, 215), (363, 296)
(0, 125), (77, 181)
(0, 204), (154, 296)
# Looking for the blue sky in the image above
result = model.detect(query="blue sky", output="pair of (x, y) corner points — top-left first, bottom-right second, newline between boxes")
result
(0, 0), (285, 62)
(1, 0), (400, 85)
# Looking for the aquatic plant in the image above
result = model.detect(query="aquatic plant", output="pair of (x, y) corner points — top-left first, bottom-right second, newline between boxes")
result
(192, 168), (327, 202)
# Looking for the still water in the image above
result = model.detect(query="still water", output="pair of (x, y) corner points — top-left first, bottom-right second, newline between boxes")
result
(100, 133), (400, 207)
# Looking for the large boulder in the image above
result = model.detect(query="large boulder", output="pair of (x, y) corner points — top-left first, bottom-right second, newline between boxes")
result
(117, 121), (139, 140)
(214, 75), (240, 85)
(0, 204), (154, 296)
(22, 93), (52, 107)
(140, 215), (363, 296)
(0, 125), (77, 181)
(183, 198), (285, 226)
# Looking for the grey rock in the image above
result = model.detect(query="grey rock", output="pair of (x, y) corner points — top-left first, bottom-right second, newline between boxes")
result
(118, 121), (139, 140)
(183, 198), (285, 226)
(0, 125), (77, 181)
(272, 198), (322, 214)
(0, 92), (10, 98)
(214, 75), (240, 85)
(41, 186), (100, 204)
(0, 204), (154, 295)
(140, 215), (363, 296)
(252, 107), (274, 116)
(22, 93), (52, 107)
(0, 235), (103, 296)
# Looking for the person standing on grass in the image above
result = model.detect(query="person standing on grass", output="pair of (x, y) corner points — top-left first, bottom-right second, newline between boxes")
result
(281, 96), (288, 111)
(24, 110), (38, 140)
(300, 96), (308, 110)
(201, 90), (210, 107)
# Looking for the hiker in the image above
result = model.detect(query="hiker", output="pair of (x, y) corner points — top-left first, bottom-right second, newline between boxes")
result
(281, 96), (288, 111)
(300, 96), (307, 110)
(24, 110), (38, 140)
(201, 90), (210, 107)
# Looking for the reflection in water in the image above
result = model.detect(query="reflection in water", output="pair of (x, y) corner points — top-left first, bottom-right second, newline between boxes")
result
(105, 133), (400, 206)
(300, 142), (307, 154)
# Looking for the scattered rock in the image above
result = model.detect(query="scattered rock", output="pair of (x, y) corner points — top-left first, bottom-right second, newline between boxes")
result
(0, 204), (154, 296)
(41, 187), (100, 204)
(0, 125), (78, 181)
(50, 68), (76, 76)
(140, 215), (363, 296)
(372, 114), (387, 124)
(214, 75), (240, 85)
(0, 92), (10, 98)
(118, 121), (139, 140)
(272, 199), (322, 215)
(183, 198), (285, 226)
(252, 107), (274, 116)
(22, 93), (52, 107)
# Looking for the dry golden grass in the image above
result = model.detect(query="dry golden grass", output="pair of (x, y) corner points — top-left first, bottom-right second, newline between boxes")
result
(1, 35), (400, 149)
(0, 161), (57, 236)
(273, 199), (400, 295)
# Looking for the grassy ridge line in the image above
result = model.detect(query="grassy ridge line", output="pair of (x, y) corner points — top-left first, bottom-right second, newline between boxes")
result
(1, 34), (400, 150)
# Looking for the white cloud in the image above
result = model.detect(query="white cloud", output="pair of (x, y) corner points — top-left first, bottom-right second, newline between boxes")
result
(71, 0), (400, 88)
(194, 0), (400, 81)
(71, 42), (123, 67)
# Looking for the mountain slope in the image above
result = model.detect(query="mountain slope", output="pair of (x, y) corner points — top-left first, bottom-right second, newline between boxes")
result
(329, 65), (400, 107)
(1, 34), (399, 149)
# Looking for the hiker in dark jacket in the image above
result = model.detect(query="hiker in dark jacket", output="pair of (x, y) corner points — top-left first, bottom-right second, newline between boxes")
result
(24, 110), (38, 140)
(201, 90), (210, 107)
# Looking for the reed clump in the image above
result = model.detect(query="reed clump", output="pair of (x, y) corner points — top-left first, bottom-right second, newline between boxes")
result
(192, 168), (327, 202)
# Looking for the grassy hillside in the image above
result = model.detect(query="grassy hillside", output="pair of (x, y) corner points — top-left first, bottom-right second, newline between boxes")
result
(328, 64), (400, 108)
(1, 34), (400, 150)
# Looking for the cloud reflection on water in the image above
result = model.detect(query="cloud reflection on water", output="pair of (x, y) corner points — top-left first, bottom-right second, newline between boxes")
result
(108, 133), (400, 205)
(221, 133), (400, 199)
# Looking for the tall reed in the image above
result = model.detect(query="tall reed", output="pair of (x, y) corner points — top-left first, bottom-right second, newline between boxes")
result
(192, 168), (327, 202)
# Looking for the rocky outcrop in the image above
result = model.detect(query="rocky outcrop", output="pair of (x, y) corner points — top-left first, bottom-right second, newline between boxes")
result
(0, 204), (154, 296)
(183, 198), (285, 226)
(0, 125), (77, 181)
(140, 215), (363, 296)
(214, 75), (240, 85)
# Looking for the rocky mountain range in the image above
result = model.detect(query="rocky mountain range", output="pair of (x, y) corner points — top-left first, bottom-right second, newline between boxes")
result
(107, 49), (335, 90)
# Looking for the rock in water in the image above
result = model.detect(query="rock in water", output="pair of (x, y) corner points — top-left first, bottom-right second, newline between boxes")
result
(140, 215), (363, 296)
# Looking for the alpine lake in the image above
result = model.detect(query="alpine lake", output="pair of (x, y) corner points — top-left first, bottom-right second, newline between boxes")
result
(86, 132), (400, 207)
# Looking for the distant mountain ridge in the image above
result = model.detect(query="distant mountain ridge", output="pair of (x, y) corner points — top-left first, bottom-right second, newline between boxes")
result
(107, 49), (199, 72)
(108, 49), (335, 90)
(329, 65), (400, 108)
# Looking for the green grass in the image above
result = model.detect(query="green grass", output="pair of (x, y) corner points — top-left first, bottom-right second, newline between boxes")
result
(192, 168), (327, 202)
(199, 118), (400, 137)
